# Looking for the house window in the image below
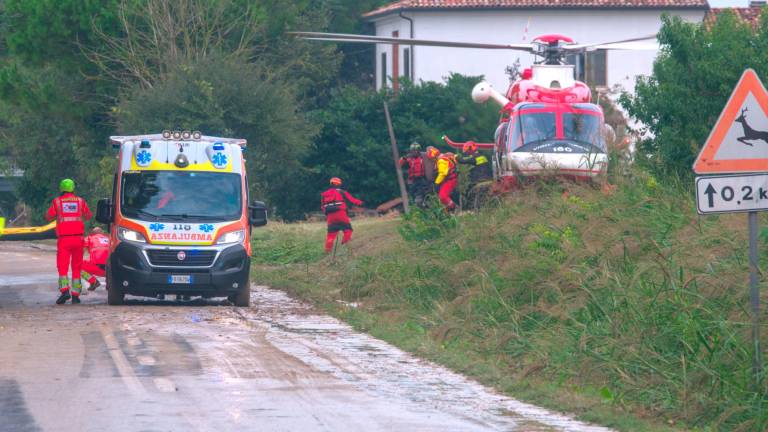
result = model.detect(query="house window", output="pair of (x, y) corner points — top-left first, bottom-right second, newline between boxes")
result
(565, 50), (607, 87)
(404, 48), (411, 80)
(381, 52), (387, 88)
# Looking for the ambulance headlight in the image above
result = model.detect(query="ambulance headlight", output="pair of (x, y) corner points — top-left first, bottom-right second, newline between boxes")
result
(216, 229), (244, 245)
(118, 227), (147, 244)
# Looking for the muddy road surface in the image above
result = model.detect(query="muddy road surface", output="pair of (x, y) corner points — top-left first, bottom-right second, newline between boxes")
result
(0, 242), (611, 432)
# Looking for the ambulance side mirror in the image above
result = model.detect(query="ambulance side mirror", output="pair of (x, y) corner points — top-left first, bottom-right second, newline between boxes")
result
(248, 201), (267, 227)
(96, 198), (113, 225)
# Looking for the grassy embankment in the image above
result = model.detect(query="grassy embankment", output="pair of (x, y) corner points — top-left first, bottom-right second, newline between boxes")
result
(251, 172), (768, 432)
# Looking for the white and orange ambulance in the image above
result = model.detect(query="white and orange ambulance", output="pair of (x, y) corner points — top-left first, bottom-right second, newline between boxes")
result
(95, 131), (267, 306)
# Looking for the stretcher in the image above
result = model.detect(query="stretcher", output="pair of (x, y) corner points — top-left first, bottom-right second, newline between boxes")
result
(0, 220), (57, 241)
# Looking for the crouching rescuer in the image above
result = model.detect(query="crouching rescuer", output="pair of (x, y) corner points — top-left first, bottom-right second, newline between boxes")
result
(321, 177), (363, 253)
(81, 227), (110, 291)
(46, 179), (92, 304)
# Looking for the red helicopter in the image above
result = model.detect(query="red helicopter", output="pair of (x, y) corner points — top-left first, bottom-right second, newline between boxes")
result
(292, 31), (655, 189)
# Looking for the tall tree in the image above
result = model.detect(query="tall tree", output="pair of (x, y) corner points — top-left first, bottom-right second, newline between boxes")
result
(620, 10), (768, 177)
(116, 57), (318, 220)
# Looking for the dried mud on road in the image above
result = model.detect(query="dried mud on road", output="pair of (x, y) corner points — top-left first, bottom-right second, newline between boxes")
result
(0, 242), (612, 431)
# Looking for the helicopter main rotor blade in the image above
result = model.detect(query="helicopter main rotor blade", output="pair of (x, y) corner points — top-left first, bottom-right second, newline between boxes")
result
(564, 34), (657, 51)
(580, 42), (659, 51)
(289, 31), (534, 52)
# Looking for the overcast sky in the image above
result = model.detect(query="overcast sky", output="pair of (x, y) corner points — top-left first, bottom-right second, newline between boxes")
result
(707, 0), (751, 6)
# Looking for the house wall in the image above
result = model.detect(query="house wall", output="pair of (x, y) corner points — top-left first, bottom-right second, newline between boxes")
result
(372, 9), (706, 95)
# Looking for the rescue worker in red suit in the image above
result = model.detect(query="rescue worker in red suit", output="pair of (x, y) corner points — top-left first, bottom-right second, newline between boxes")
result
(81, 227), (110, 292)
(321, 177), (363, 253)
(45, 179), (92, 304)
(398, 142), (428, 208)
(427, 146), (458, 212)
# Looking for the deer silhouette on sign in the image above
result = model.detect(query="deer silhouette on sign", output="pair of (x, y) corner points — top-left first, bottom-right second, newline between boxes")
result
(735, 107), (768, 146)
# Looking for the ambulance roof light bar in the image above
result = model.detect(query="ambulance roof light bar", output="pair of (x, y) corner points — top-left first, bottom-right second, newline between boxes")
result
(161, 130), (203, 141)
(110, 134), (247, 148)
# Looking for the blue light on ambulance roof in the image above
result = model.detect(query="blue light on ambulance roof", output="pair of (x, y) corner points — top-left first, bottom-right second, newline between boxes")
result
(213, 142), (225, 151)
(140, 140), (151, 148)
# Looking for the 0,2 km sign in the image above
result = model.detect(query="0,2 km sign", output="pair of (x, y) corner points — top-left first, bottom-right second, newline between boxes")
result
(696, 173), (768, 214)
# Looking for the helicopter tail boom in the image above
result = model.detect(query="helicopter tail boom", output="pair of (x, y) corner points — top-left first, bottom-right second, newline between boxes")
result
(472, 82), (510, 107)
(442, 136), (494, 151)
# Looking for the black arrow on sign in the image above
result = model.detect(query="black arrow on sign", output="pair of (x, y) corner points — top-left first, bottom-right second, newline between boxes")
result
(704, 183), (717, 208)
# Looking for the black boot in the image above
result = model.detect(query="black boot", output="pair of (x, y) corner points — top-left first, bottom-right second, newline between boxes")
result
(71, 294), (81, 304)
(88, 279), (101, 291)
(56, 291), (71, 305)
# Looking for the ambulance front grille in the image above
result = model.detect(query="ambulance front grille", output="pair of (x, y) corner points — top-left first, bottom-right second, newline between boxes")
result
(146, 249), (217, 267)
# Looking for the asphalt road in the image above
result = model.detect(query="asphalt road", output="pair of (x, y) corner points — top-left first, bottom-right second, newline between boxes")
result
(0, 242), (612, 432)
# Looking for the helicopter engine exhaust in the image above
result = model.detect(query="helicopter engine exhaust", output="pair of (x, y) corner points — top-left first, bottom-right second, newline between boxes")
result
(471, 81), (510, 107)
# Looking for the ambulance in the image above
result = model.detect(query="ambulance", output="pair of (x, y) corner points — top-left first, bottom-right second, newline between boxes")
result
(95, 130), (267, 306)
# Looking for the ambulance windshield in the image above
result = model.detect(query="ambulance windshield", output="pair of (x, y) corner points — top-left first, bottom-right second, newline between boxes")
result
(121, 171), (242, 221)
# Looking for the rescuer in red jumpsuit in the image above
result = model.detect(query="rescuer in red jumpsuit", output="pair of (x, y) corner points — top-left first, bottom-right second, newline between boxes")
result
(321, 177), (363, 253)
(81, 227), (110, 292)
(45, 179), (92, 304)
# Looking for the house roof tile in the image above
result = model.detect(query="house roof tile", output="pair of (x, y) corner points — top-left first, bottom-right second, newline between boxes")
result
(706, 7), (762, 30)
(365, 1), (710, 19)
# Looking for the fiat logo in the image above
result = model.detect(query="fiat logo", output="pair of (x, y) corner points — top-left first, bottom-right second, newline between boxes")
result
(177, 251), (186, 261)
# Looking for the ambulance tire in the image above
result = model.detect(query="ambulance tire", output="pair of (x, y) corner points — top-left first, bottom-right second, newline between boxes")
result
(106, 266), (125, 305)
(230, 284), (250, 307)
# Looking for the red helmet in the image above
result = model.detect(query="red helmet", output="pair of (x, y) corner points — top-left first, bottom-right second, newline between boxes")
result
(462, 142), (477, 154)
(426, 146), (440, 160)
(330, 177), (342, 186)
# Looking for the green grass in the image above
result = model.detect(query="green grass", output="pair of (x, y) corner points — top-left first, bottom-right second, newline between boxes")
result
(251, 171), (768, 432)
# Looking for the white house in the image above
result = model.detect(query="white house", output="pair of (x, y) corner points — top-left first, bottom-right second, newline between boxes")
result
(364, 0), (710, 95)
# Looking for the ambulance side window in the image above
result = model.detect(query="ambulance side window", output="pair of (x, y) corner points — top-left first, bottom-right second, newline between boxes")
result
(245, 175), (250, 206)
(109, 174), (117, 232)
(245, 175), (251, 234)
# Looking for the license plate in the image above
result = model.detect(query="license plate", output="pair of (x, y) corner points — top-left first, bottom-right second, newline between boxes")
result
(168, 275), (192, 284)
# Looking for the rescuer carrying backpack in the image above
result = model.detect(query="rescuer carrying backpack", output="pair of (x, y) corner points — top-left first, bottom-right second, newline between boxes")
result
(398, 142), (429, 208)
(45, 179), (93, 304)
(320, 177), (363, 253)
(427, 147), (458, 212)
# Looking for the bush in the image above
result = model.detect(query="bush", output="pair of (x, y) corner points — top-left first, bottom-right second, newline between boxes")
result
(307, 74), (500, 213)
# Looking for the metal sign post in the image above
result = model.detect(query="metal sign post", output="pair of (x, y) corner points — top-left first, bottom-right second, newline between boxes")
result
(748, 211), (763, 385)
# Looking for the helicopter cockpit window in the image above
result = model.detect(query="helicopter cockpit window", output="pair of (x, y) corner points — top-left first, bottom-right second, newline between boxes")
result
(511, 112), (557, 148)
(562, 113), (606, 150)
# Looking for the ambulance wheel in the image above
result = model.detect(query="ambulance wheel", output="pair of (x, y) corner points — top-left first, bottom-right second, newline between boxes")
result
(229, 285), (250, 307)
(106, 267), (124, 305)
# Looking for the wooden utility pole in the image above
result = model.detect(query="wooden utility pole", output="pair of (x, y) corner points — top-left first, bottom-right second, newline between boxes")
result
(383, 101), (409, 213)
